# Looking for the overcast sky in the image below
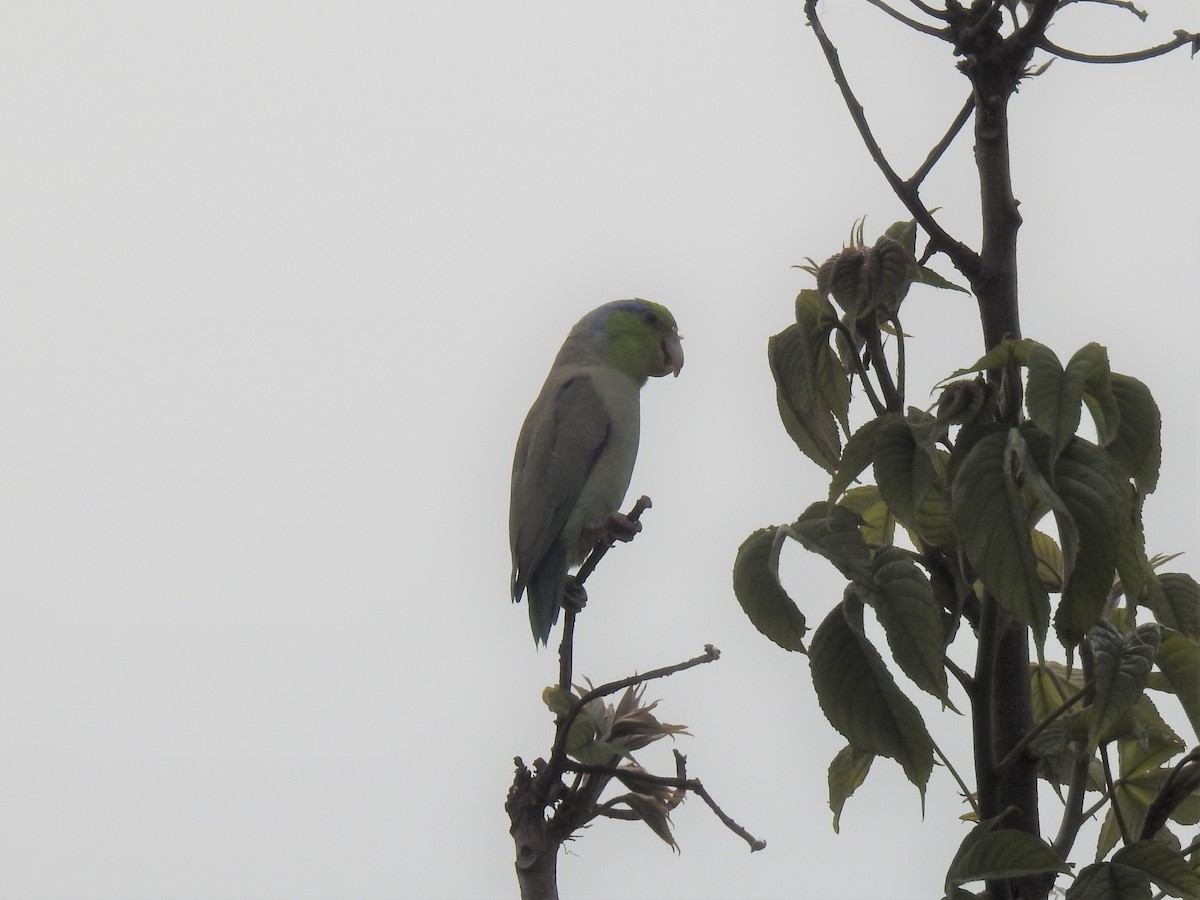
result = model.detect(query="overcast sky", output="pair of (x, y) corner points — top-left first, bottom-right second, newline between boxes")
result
(1, 3), (1197, 899)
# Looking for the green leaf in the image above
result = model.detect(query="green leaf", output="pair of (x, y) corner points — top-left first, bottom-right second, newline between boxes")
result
(808, 597), (933, 796)
(770, 324), (841, 473)
(829, 415), (893, 503)
(1053, 438), (1124, 643)
(871, 546), (952, 706)
(1112, 840), (1200, 899)
(1031, 660), (1086, 722)
(1075, 343), (1121, 447)
(1066, 862), (1151, 900)
(913, 470), (956, 550)
(951, 428), (1050, 642)
(944, 822), (1072, 890)
(1032, 530), (1065, 591)
(542, 686), (574, 717)
(1156, 630), (1200, 741)
(1085, 621), (1158, 751)
(827, 744), (873, 833)
(917, 264), (970, 293)
(883, 218), (917, 256)
(787, 502), (876, 591)
(1146, 573), (1200, 640)
(733, 527), (808, 652)
(1115, 693), (1185, 778)
(839, 485), (896, 548)
(796, 288), (852, 432)
(1026, 343), (1086, 469)
(1113, 479), (1147, 607)
(873, 416), (937, 531)
(1106, 373), (1161, 495)
(940, 339), (1037, 383)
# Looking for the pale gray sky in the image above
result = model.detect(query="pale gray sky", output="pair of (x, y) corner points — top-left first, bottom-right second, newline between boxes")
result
(1, 3), (1197, 899)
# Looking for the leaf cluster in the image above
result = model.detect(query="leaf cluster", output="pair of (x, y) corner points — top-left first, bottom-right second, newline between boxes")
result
(734, 221), (1200, 896)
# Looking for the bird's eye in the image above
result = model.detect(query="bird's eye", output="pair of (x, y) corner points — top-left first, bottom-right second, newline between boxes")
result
(644, 310), (659, 326)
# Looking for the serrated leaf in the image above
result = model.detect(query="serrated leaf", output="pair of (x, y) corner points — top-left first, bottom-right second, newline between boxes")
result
(733, 527), (808, 652)
(1085, 621), (1158, 751)
(1032, 530), (1065, 591)
(1027, 342), (1089, 471)
(1113, 479), (1147, 606)
(809, 597), (933, 796)
(940, 339), (1036, 383)
(829, 415), (894, 503)
(918, 264), (970, 293)
(1066, 862), (1152, 900)
(787, 502), (877, 591)
(883, 218), (918, 256)
(828, 744), (873, 833)
(1106, 373), (1161, 495)
(797, 289), (852, 432)
(871, 546), (953, 706)
(1074, 343), (1121, 447)
(951, 428), (1050, 642)
(840, 484), (896, 548)
(1053, 438), (1124, 643)
(1147, 573), (1200, 640)
(1113, 840), (1200, 899)
(913, 471), (956, 549)
(874, 416), (937, 531)
(770, 325), (841, 473)
(1115, 693), (1185, 778)
(1156, 630), (1200, 741)
(945, 823), (1072, 890)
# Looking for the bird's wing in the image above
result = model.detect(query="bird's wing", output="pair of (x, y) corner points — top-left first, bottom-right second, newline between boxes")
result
(510, 372), (610, 600)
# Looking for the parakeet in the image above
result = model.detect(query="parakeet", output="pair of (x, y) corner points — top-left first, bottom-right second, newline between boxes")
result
(510, 299), (684, 646)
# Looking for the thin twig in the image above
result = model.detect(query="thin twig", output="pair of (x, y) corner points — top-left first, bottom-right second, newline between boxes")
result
(863, 0), (950, 38)
(907, 0), (952, 21)
(994, 680), (1092, 774)
(565, 750), (768, 852)
(549, 646), (722, 774)
(1057, 0), (1147, 20)
(946, 657), (975, 693)
(828, 320), (887, 416)
(1038, 30), (1198, 63)
(803, 0), (980, 281)
(933, 738), (980, 818)
(1099, 744), (1130, 845)
(1052, 744), (1094, 858)
(909, 96), (974, 189)
(558, 496), (654, 690)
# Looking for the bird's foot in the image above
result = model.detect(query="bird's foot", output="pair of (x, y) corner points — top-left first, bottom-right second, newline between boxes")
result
(563, 576), (588, 613)
(597, 510), (642, 545)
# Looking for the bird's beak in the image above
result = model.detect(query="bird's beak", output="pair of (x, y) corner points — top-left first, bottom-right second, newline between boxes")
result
(652, 334), (684, 378)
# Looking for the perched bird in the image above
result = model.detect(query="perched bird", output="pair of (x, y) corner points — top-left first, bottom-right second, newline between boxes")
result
(510, 299), (684, 645)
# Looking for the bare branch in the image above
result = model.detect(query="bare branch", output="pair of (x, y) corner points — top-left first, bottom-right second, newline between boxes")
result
(1057, 0), (1148, 21)
(907, 0), (953, 21)
(910, 96), (974, 189)
(1039, 29), (1199, 63)
(558, 496), (654, 690)
(804, 0), (980, 280)
(863, 0), (952, 39)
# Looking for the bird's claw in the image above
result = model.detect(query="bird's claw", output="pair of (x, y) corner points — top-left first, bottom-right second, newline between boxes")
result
(563, 576), (588, 613)
(597, 511), (642, 545)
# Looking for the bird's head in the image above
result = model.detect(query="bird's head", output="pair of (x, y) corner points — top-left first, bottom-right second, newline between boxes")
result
(600, 299), (684, 385)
